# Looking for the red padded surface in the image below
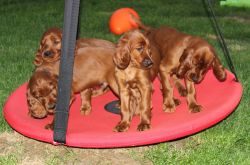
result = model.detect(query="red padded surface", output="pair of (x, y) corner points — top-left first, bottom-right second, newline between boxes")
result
(3, 70), (242, 148)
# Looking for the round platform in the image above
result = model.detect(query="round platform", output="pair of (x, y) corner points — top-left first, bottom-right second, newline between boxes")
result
(3, 70), (242, 148)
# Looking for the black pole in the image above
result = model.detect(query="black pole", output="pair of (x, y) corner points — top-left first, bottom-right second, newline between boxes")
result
(53, 0), (80, 144)
(205, 0), (239, 82)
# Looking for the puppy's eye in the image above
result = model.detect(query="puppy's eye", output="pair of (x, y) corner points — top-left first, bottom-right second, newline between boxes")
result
(198, 60), (205, 66)
(136, 46), (144, 52)
(192, 58), (200, 65)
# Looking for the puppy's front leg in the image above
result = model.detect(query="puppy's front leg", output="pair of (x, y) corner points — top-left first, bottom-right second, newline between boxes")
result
(185, 80), (202, 113)
(159, 67), (177, 113)
(45, 119), (54, 130)
(172, 75), (187, 97)
(80, 89), (92, 115)
(114, 78), (131, 132)
(137, 82), (152, 131)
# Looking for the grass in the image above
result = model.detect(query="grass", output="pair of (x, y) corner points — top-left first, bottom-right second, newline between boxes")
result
(0, 154), (18, 165)
(0, 0), (250, 164)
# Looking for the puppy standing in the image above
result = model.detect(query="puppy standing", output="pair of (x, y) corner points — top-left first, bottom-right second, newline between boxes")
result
(113, 30), (161, 132)
(135, 19), (227, 113)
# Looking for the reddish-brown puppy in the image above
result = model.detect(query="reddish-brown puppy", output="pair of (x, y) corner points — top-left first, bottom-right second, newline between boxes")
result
(27, 69), (58, 119)
(113, 30), (161, 132)
(70, 40), (119, 115)
(34, 28), (62, 66)
(34, 27), (115, 68)
(135, 20), (227, 113)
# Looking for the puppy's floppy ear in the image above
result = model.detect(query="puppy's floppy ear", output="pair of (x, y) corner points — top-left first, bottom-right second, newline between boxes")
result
(51, 74), (59, 88)
(26, 88), (34, 116)
(176, 48), (193, 78)
(33, 46), (43, 66)
(113, 34), (131, 69)
(26, 88), (44, 116)
(212, 56), (227, 82)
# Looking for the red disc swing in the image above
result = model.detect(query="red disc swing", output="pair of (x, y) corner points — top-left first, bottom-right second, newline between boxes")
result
(3, 0), (242, 148)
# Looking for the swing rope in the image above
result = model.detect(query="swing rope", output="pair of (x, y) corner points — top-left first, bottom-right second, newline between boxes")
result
(205, 0), (239, 82)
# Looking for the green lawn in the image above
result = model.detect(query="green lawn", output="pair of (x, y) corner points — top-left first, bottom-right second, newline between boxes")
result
(0, 0), (250, 164)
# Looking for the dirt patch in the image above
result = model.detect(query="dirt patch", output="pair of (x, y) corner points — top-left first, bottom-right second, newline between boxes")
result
(0, 132), (153, 165)
(206, 34), (247, 52)
(207, 34), (218, 40)
(225, 16), (250, 24)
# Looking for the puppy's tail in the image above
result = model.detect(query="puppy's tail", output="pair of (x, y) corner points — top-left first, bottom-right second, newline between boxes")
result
(129, 14), (151, 32)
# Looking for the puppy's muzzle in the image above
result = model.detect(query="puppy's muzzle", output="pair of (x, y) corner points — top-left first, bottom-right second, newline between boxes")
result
(189, 73), (202, 84)
(31, 110), (47, 119)
(48, 103), (56, 110)
(142, 58), (153, 68)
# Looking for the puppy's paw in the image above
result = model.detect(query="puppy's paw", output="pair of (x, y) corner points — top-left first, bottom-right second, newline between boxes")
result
(174, 98), (181, 106)
(113, 121), (130, 132)
(178, 88), (187, 97)
(163, 101), (176, 113)
(80, 104), (91, 115)
(137, 123), (151, 131)
(189, 103), (202, 113)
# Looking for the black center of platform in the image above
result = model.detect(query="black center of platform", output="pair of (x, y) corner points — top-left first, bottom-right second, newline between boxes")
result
(104, 100), (120, 115)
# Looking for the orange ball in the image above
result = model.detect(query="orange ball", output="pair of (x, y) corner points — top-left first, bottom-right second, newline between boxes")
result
(109, 8), (140, 35)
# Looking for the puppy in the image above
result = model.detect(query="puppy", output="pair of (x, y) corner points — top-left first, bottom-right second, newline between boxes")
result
(135, 19), (227, 113)
(71, 40), (119, 114)
(113, 30), (161, 132)
(34, 28), (62, 66)
(27, 69), (58, 119)
(34, 27), (114, 70)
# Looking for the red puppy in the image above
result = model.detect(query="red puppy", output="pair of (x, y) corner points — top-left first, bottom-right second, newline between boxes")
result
(134, 19), (227, 113)
(113, 30), (161, 132)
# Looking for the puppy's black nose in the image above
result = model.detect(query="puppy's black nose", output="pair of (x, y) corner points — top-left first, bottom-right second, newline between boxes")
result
(43, 51), (53, 57)
(190, 73), (199, 83)
(142, 58), (153, 67)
